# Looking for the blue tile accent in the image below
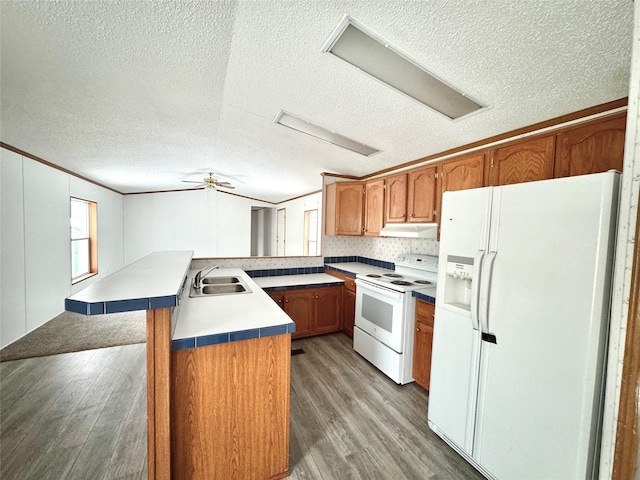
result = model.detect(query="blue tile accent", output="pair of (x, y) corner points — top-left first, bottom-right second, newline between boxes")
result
(413, 291), (436, 303)
(287, 322), (297, 333)
(196, 332), (230, 347)
(105, 298), (149, 313)
(260, 324), (288, 337)
(150, 295), (177, 309)
(230, 328), (260, 342)
(172, 337), (196, 351)
(65, 298), (90, 315)
(88, 302), (104, 315)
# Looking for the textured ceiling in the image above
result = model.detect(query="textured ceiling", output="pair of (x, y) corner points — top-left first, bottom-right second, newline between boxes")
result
(0, 1), (633, 202)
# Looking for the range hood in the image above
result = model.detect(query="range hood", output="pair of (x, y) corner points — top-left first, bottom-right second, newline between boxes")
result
(379, 223), (438, 238)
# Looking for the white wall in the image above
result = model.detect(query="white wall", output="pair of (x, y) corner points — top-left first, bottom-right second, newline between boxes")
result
(0, 147), (124, 348)
(1, 149), (26, 347)
(277, 191), (322, 256)
(124, 189), (261, 263)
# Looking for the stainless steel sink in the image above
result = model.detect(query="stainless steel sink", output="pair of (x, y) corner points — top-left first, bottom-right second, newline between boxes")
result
(189, 276), (252, 297)
(203, 284), (246, 294)
(202, 276), (240, 285)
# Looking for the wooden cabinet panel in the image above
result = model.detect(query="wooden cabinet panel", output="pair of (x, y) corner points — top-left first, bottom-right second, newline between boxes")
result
(385, 173), (408, 223)
(554, 114), (626, 178)
(313, 286), (342, 334)
(364, 179), (385, 236)
(440, 153), (485, 194)
(488, 136), (555, 186)
(412, 300), (435, 390)
(324, 182), (363, 236)
(171, 334), (290, 480)
(342, 289), (356, 339)
(407, 166), (437, 222)
(283, 290), (314, 339)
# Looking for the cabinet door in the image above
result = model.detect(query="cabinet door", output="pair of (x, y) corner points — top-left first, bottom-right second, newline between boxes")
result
(267, 291), (284, 309)
(412, 300), (435, 390)
(284, 290), (314, 339)
(342, 289), (356, 339)
(407, 165), (437, 222)
(364, 179), (385, 236)
(313, 286), (342, 334)
(440, 153), (485, 193)
(335, 183), (363, 235)
(554, 115), (626, 178)
(385, 173), (408, 223)
(488, 136), (555, 186)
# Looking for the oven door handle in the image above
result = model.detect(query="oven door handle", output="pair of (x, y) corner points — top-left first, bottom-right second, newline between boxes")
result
(355, 279), (404, 302)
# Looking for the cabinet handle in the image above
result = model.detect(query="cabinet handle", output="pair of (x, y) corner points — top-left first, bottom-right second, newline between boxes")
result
(285, 299), (289, 303)
(315, 295), (319, 299)
(416, 327), (420, 332)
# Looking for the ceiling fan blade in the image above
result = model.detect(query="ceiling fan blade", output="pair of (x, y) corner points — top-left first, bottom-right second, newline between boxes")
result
(217, 184), (235, 189)
(182, 179), (205, 184)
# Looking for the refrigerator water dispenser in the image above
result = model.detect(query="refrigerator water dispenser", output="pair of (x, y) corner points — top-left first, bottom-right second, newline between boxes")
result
(443, 255), (474, 311)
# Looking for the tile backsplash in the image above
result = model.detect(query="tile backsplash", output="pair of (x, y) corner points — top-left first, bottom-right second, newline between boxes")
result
(192, 235), (439, 271)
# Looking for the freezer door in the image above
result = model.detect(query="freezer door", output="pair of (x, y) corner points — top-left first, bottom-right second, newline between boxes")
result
(428, 306), (481, 454)
(473, 172), (619, 479)
(429, 186), (492, 454)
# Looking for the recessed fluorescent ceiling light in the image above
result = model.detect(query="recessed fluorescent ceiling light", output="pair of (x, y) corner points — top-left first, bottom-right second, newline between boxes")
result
(322, 16), (486, 121)
(273, 110), (379, 156)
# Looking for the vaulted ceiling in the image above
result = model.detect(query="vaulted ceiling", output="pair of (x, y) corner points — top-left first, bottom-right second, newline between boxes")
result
(0, 1), (633, 202)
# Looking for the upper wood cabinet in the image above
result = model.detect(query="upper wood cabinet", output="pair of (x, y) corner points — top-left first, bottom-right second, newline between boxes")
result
(324, 182), (363, 236)
(407, 166), (438, 222)
(554, 114), (626, 178)
(364, 179), (385, 236)
(385, 173), (408, 223)
(488, 135), (555, 186)
(440, 153), (485, 194)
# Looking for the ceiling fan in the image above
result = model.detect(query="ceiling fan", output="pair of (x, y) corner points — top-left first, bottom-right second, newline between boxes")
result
(181, 172), (235, 191)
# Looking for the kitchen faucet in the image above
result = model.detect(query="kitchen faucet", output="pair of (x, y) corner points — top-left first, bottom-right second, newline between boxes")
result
(193, 265), (220, 289)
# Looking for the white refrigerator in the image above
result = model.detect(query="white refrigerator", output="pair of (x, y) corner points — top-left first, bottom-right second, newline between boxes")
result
(428, 171), (620, 480)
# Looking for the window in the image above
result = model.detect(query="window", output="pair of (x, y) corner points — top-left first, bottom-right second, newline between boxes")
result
(71, 197), (97, 283)
(304, 209), (319, 256)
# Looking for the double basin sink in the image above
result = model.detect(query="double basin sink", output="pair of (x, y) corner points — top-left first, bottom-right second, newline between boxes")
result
(189, 275), (253, 297)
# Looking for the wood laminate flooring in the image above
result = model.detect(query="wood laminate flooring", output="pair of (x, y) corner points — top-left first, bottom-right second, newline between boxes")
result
(0, 333), (484, 480)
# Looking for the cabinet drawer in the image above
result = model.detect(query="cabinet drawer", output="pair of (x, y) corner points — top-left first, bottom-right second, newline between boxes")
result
(415, 299), (435, 327)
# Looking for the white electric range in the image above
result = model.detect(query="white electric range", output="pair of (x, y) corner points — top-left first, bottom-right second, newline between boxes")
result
(354, 254), (438, 384)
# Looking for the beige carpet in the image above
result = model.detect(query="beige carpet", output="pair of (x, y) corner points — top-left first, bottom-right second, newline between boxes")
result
(0, 310), (146, 362)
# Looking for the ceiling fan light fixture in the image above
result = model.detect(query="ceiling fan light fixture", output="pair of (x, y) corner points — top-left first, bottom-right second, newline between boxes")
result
(273, 110), (379, 156)
(321, 15), (487, 121)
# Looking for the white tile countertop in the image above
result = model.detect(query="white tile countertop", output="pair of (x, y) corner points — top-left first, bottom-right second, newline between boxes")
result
(253, 273), (344, 290)
(324, 262), (394, 277)
(65, 250), (193, 315)
(171, 267), (295, 350)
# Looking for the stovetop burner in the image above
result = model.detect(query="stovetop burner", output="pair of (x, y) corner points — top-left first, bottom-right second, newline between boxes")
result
(366, 274), (381, 278)
(414, 280), (432, 285)
(384, 273), (403, 278)
(391, 280), (412, 286)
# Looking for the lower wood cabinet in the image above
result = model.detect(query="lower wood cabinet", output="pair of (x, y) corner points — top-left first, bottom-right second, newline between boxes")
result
(412, 299), (435, 390)
(326, 270), (357, 338)
(268, 286), (342, 339)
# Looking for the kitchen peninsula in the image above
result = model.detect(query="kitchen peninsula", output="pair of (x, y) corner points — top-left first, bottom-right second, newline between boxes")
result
(65, 251), (295, 480)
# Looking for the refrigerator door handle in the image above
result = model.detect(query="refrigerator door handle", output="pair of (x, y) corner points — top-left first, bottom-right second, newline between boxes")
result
(479, 251), (497, 336)
(470, 251), (485, 331)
